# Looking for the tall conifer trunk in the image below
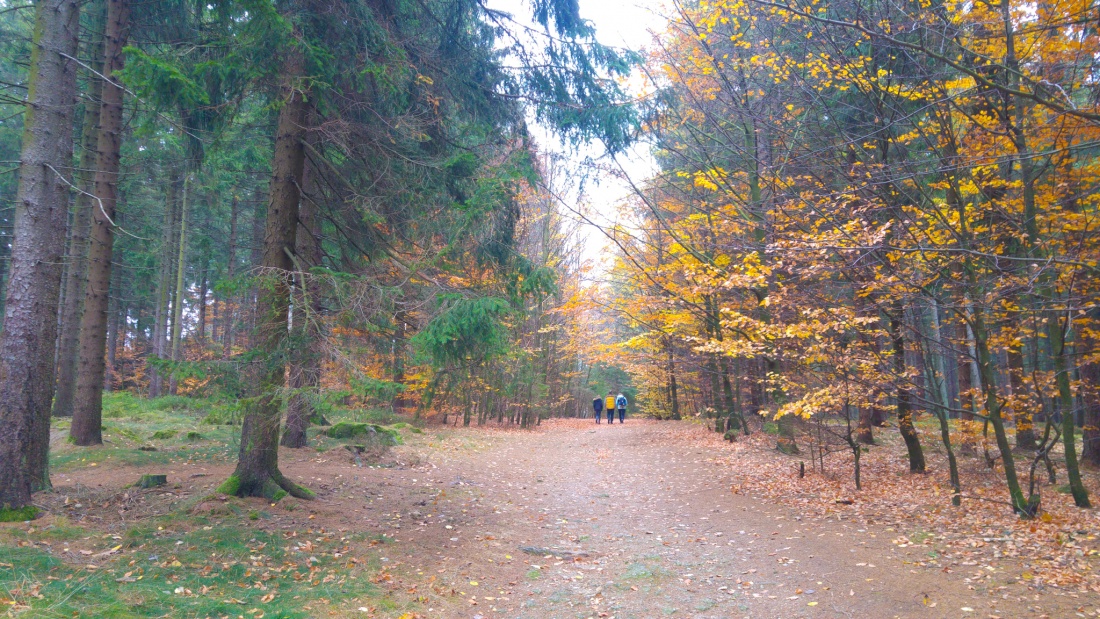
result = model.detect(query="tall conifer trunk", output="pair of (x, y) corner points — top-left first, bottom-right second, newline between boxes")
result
(282, 160), (321, 448)
(168, 179), (189, 395)
(222, 196), (238, 359)
(247, 188), (266, 350)
(70, 0), (130, 446)
(149, 179), (179, 397)
(220, 48), (313, 499)
(0, 0), (81, 511)
(105, 281), (120, 391)
(54, 0), (107, 418)
(197, 265), (207, 342)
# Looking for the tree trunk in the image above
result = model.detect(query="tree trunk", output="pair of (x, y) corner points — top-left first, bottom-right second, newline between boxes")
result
(667, 342), (680, 420)
(771, 356), (799, 455)
(70, 0), (129, 446)
(0, 0), (81, 511)
(105, 282), (120, 392)
(246, 189), (266, 350)
(917, 300), (962, 505)
(971, 304), (1030, 514)
(149, 178), (179, 397)
(890, 307), (925, 473)
(703, 296), (722, 423)
(856, 406), (874, 444)
(168, 178), (189, 394)
(282, 158), (320, 448)
(53, 0), (106, 418)
(1008, 345), (1037, 450)
(959, 318), (976, 426)
(720, 355), (745, 432)
(222, 195), (238, 359)
(1048, 314), (1090, 507)
(220, 50), (313, 500)
(1081, 361), (1100, 468)
(196, 264), (208, 343)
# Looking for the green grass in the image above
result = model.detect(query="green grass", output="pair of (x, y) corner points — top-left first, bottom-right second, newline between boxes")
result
(0, 506), (39, 522)
(16, 391), (434, 617)
(50, 393), (240, 473)
(0, 511), (385, 618)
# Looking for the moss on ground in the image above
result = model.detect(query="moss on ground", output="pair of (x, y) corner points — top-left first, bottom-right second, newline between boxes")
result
(0, 505), (39, 522)
(323, 421), (402, 445)
(0, 513), (384, 618)
(215, 475), (240, 496)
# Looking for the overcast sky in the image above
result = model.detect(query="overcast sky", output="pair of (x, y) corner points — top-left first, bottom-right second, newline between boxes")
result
(486, 0), (669, 277)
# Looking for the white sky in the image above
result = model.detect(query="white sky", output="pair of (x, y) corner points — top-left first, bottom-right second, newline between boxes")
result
(486, 0), (669, 278)
(570, 0), (665, 276)
(565, 0), (666, 276)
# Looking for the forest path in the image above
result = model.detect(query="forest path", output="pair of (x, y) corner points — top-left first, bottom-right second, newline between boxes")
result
(315, 419), (1066, 619)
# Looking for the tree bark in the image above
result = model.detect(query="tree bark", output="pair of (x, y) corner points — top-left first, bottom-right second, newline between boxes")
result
(196, 264), (208, 343)
(956, 320), (975, 422)
(105, 280), (120, 391)
(1008, 344), (1037, 450)
(246, 188), (266, 350)
(890, 306), (926, 473)
(221, 49), (313, 499)
(282, 158), (321, 448)
(70, 0), (129, 446)
(149, 177), (179, 397)
(1081, 360), (1100, 468)
(970, 305), (1030, 513)
(666, 342), (680, 421)
(0, 0), (81, 510)
(772, 356), (800, 455)
(856, 406), (875, 444)
(222, 195), (238, 359)
(1049, 314), (1090, 507)
(168, 178), (189, 394)
(53, 0), (106, 418)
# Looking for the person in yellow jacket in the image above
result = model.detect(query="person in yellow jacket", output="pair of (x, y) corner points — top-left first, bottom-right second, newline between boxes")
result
(605, 392), (616, 424)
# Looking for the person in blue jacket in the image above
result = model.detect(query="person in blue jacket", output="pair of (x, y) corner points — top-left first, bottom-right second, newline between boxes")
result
(615, 393), (627, 423)
(592, 396), (604, 424)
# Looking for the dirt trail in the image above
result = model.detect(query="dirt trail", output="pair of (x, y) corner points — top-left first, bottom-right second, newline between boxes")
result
(47, 419), (1090, 618)
(300, 420), (1082, 619)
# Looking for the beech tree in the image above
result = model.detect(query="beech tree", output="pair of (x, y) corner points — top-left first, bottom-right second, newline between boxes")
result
(607, 0), (1099, 516)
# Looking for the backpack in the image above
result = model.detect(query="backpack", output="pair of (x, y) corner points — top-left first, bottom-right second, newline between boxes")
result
(616, 395), (627, 409)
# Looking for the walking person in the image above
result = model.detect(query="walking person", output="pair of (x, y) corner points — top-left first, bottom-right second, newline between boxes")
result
(615, 393), (627, 423)
(592, 395), (604, 424)
(605, 392), (616, 424)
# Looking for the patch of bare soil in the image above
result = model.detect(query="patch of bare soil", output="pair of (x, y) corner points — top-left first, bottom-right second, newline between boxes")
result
(31, 419), (1100, 618)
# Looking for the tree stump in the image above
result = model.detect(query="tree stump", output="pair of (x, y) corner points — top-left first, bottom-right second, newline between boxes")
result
(138, 474), (167, 488)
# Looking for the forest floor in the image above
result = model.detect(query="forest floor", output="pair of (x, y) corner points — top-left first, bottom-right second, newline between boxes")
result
(2, 406), (1099, 618)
